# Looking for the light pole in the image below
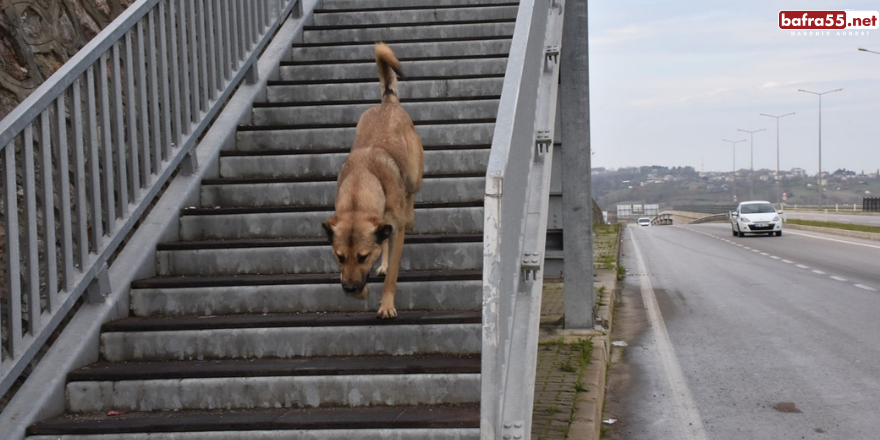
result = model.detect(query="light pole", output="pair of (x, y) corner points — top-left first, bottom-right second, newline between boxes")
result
(798, 88), (842, 207)
(736, 128), (766, 172)
(722, 138), (747, 202)
(858, 47), (880, 55)
(760, 112), (795, 205)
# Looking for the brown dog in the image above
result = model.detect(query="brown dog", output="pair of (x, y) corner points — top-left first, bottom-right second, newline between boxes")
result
(321, 43), (424, 319)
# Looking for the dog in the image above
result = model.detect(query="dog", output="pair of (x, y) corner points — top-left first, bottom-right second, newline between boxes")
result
(321, 43), (424, 319)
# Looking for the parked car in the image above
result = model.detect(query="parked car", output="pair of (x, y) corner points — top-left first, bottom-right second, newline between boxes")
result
(730, 201), (782, 237)
(637, 217), (652, 227)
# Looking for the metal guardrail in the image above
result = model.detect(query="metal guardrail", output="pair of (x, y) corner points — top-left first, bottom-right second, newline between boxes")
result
(481, 0), (564, 437)
(0, 0), (302, 400)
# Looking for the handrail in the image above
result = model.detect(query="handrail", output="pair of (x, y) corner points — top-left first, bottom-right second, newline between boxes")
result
(0, 0), (302, 400)
(481, 0), (565, 437)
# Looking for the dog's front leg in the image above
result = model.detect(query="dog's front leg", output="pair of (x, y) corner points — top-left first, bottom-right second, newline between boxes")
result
(376, 225), (405, 319)
(376, 239), (389, 275)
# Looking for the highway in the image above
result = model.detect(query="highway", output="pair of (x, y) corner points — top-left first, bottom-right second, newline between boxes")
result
(603, 223), (880, 440)
(785, 210), (880, 227)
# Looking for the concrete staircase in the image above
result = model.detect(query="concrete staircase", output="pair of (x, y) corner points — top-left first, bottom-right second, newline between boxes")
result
(26, 0), (515, 438)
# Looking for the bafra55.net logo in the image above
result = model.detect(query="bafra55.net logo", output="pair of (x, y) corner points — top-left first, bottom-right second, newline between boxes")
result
(780, 10), (879, 36)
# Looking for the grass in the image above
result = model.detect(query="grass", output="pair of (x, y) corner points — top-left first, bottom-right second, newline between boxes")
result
(616, 263), (626, 281)
(786, 219), (880, 234)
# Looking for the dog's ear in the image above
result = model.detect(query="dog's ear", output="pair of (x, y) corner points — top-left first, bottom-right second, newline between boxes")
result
(321, 217), (337, 243)
(374, 224), (393, 243)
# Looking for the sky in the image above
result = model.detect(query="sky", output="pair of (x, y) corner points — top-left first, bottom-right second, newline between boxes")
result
(588, 0), (880, 175)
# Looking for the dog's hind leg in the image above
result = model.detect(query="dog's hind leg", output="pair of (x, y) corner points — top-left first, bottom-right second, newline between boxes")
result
(405, 193), (415, 231)
(377, 225), (405, 319)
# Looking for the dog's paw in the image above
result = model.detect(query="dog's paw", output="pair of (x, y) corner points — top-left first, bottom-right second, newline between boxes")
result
(375, 264), (387, 276)
(376, 303), (398, 319)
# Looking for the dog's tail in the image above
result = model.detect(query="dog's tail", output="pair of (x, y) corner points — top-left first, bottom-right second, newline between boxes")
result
(375, 42), (403, 104)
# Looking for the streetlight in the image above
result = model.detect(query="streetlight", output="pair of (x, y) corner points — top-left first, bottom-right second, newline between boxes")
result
(858, 47), (880, 55)
(722, 138), (747, 202)
(759, 113), (795, 183)
(798, 88), (842, 207)
(736, 128), (766, 172)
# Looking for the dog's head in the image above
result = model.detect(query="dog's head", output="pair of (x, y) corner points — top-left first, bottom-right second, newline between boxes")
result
(321, 214), (391, 298)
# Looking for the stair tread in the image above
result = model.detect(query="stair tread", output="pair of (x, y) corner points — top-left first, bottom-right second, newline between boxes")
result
(220, 144), (490, 157)
(157, 234), (481, 251)
(254, 95), (501, 107)
(131, 269), (483, 289)
(238, 118), (497, 131)
(180, 200), (483, 216)
(293, 35), (512, 48)
(101, 310), (482, 333)
(314, 2), (517, 13)
(69, 354), (481, 381)
(200, 172), (484, 186)
(303, 18), (514, 32)
(267, 74), (503, 86)
(282, 53), (507, 66)
(27, 404), (480, 435)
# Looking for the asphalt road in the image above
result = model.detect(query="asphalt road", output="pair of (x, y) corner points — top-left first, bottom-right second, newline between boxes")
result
(785, 210), (880, 227)
(603, 223), (880, 440)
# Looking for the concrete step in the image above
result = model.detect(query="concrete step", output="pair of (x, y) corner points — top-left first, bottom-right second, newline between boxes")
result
(235, 121), (495, 152)
(68, 374), (479, 413)
(178, 203), (484, 241)
(219, 147), (489, 179)
(65, 355), (479, 412)
(199, 175), (486, 208)
(312, 4), (518, 27)
(290, 39), (511, 62)
(252, 99), (499, 126)
(99, 310), (482, 362)
(67, 364), (479, 412)
(268, 77), (503, 103)
(278, 57), (507, 82)
(131, 276), (482, 316)
(302, 21), (514, 45)
(156, 238), (482, 277)
(320, 0), (516, 10)
(27, 405), (480, 439)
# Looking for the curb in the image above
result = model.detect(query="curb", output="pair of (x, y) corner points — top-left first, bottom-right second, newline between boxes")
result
(785, 223), (880, 241)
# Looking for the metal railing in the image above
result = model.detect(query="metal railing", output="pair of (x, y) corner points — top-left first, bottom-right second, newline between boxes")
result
(0, 0), (301, 400)
(481, 0), (565, 437)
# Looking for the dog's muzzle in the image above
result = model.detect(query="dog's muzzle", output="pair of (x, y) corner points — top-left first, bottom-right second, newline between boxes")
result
(342, 282), (368, 299)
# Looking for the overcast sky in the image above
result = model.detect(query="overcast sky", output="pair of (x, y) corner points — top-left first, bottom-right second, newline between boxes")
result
(588, 0), (880, 175)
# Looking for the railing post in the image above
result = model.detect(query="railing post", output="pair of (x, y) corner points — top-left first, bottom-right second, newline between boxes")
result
(560, 0), (594, 328)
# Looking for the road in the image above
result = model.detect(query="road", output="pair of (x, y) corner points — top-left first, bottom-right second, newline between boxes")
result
(603, 223), (880, 440)
(785, 210), (880, 227)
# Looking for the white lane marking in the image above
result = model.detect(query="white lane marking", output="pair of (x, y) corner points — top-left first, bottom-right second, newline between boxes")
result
(737, 244), (744, 247)
(760, 252), (769, 256)
(812, 270), (826, 275)
(785, 230), (880, 250)
(744, 247), (751, 250)
(831, 276), (848, 282)
(630, 229), (710, 440)
(796, 264), (810, 269)
(770, 256), (780, 260)
(855, 284), (878, 292)
(782, 259), (793, 264)
(752, 249), (760, 253)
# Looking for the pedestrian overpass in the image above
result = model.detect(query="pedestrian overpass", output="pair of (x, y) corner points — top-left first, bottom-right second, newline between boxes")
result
(0, 1), (593, 438)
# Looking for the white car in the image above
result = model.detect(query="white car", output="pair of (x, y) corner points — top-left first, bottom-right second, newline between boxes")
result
(637, 217), (652, 227)
(730, 201), (782, 237)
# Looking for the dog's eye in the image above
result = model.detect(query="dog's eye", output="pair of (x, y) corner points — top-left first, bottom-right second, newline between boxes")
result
(337, 254), (346, 264)
(357, 254), (368, 264)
